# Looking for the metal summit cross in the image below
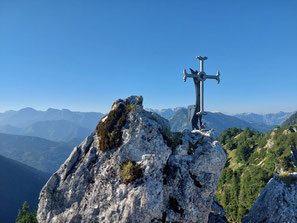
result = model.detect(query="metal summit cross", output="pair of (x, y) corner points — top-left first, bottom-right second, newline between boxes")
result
(183, 56), (220, 130)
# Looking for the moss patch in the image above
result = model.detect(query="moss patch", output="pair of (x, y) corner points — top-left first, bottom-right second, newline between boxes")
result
(279, 174), (297, 186)
(96, 103), (133, 152)
(121, 160), (143, 185)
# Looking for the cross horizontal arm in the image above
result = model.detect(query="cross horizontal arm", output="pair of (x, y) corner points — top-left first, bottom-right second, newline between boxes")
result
(183, 69), (197, 82)
(205, 71), (220, 84)
(183, 74), (198, 82)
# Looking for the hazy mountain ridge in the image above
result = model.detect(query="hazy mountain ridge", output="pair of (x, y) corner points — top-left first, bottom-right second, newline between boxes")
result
(145, 107), (182, 119)
(20, 120), (92, 142)
(0, 154), (49, 223)
(0, 133), (75, 173)
(168, 108), (274, 134)
(0, 107), (291, 140)
(234, 111), (293, 126)
(0, 107), (104, 129)
(0, 108), (104, 142)
(281, 111), (297, 128)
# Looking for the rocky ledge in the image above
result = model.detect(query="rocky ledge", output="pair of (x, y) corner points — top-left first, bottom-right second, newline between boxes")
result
(37, 96), (226, 223)
(242, 173), (297, 223)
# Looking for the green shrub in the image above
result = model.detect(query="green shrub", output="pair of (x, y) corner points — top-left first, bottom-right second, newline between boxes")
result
(121, 160), (143, 184)
(16, 201), (37, 223)
(219, 127), (243, 145)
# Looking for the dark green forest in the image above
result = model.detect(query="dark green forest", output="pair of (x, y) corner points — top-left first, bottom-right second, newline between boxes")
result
(216, 125), (297, 222)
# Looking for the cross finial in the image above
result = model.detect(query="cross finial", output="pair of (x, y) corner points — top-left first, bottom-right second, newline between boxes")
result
(183, 56), (220, 130)
(196, 56), (208, 72)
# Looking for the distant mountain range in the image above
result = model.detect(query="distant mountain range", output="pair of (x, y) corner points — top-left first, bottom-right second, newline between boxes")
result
(0, 154), (49, 223)
(168, 108), (274, 134)
(0, 108), (104, 142)
(0, 120), (92, 142)
(234, 111), (293, 126)
(146, 108), (183, 119)
(0, 133), (75, 173)
(0, 107), (293, 141)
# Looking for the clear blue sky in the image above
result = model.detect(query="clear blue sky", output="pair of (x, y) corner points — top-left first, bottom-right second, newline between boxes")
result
(1, 0), (297, 114)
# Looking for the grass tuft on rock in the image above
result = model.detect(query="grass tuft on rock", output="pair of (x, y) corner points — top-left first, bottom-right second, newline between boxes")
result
(121, 160), (143, 185)
(96, 103), (133, 152)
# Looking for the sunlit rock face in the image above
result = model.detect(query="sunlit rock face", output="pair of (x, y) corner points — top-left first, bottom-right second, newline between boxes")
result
(37, 96), (226, 223)
(242, 173), (297, 223)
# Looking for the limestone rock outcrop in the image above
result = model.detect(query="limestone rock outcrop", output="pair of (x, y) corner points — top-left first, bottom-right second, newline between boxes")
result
(242, 173), (297, 223)
(37, 96), (226, 223)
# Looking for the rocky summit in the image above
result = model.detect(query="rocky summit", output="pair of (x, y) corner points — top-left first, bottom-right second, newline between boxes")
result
(37, 96), (226, 223)
(242, 173), (297, 223)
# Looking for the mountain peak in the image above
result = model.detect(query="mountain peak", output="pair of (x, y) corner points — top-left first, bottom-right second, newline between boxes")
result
(19, 107), (37, 112)
(37, 96), (226, 223)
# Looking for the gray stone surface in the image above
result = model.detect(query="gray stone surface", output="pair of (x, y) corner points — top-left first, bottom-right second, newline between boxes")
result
(242, 174), (297, 223)
(37, 96), (226, 223)
(208, 197), (228, 223)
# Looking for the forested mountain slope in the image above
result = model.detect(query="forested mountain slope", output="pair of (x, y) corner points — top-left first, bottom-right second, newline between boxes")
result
(216, 125), (297, 222)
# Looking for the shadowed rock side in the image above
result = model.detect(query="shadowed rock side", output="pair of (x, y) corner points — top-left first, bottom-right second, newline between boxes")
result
(37, 96), (226, 223)
(208, 197), (228, 223)
(242, 174), (297, 223)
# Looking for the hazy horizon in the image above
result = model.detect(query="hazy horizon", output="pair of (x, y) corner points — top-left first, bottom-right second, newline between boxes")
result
(0, 105), (295, 116)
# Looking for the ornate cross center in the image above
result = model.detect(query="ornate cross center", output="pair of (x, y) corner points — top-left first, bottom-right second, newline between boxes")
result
(183, 56), (220, 130)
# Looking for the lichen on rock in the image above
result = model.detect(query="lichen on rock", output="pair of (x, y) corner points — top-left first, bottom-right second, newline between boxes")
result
(37, 96), (226, 223)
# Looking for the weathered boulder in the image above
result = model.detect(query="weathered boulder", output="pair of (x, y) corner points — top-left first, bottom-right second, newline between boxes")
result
(37, 96), (226, 223)
(242, 173), (297, 223)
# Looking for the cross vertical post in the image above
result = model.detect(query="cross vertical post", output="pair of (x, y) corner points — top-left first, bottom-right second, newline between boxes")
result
(183, 56), (220, 130)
